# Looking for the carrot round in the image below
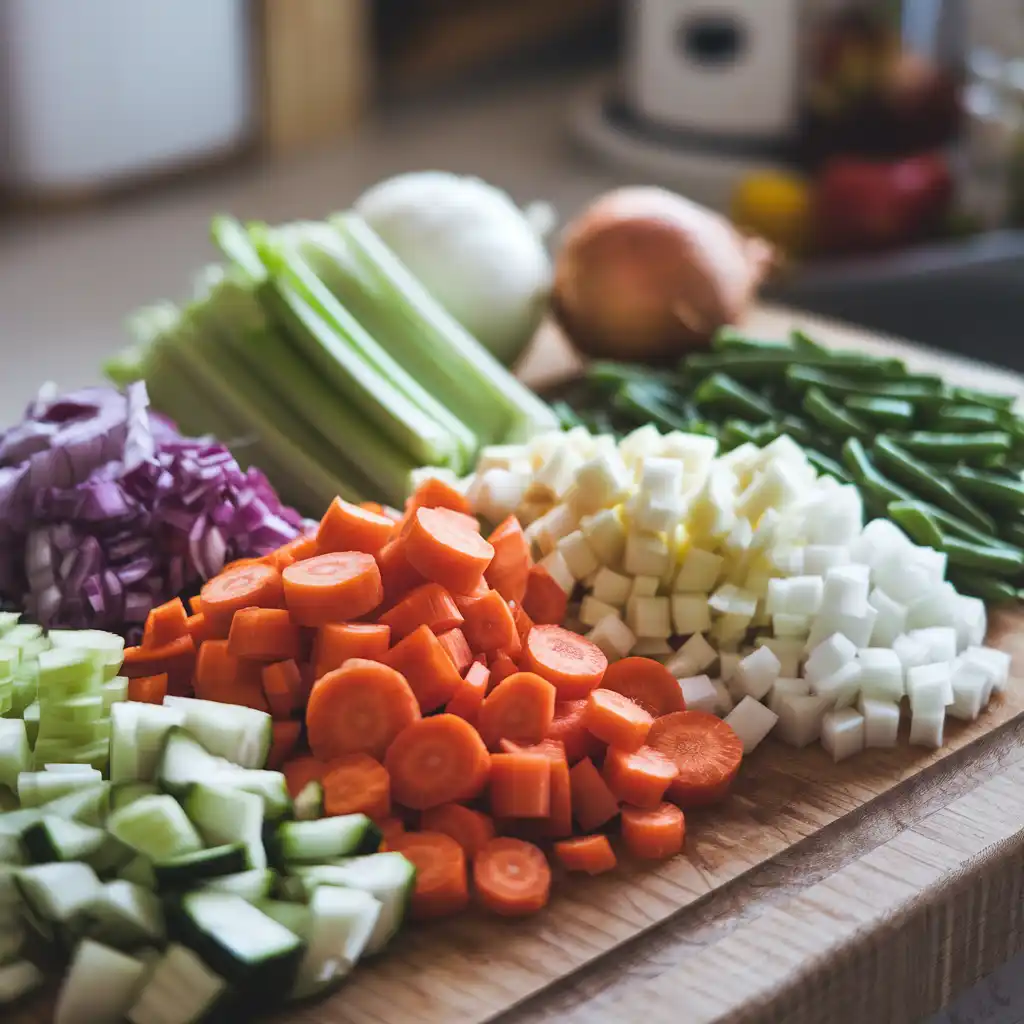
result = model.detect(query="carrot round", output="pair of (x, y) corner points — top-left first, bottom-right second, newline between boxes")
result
(502, 740), (573, 839)
(267, 534), (319, 571)
(379, 583), (463, 642)
(446, 661), (490, 726)
(142, 598), (188, 650)
(583, 689), (653, 753)
(554, 835), (617, 875)
(488, 653), (519, 687)
(391, 831), (469, 920)
(547, 700), (603, 765)
(403, 506), (495, 595)
(420, 803), (496, 859)
(600, 657), (684, 718)
(511, 602), (534, 645)
(227, 607), (300, 662)
(376, 816), (406, 847)
(406, 477), (474, 518)
(282, 755), (326, 799)
(569, 757), (620, 832)
(201, 563), (283, 634)
(194, 640), (270, 713)
(267, 721), (302, 770)
(322, 753), (391, 819)
(375, 538), (427, 607)
(437, 627), (473, 675)
(521, 565), (568, 626)
(620, 803), (686, 860)
(313, 623), (391, 678)
(307, 658), (421, 761)
(523, 625), (607, 701)
(317, 496), (395, 555)
(478, 672), (556, 751)
(453, 576), (490, 616)
(385, 714), (491, 810)
(474, 838), (551, 918)
(461, 590), (518, 655)
(384, 624), (464, 713)
(184, 612), (216, 646)
(602, 746), (678, 809)
(489, 752), (551, 819)
(646, 711), (744, 809)
(484, 516), (531, 605)
(127, 673), (167, 705)
(261, 659), (302, 720)
(283, 552), (383, 627)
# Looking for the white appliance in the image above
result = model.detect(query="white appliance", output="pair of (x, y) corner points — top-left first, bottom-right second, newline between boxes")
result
(0, 0), (252, 195)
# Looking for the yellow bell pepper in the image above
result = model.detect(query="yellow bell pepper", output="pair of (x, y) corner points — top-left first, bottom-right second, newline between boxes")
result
(730, 172), (813, 255)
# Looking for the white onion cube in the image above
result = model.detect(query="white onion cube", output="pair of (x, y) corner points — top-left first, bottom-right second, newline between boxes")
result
(671, 595), (711, 636)
(867, 588), (908, 647)
(586, 614), (636, 661)
(628, 597), (672, 639)
(773, 613), (811, 638)
(666, 632), (717, 677)
(859, 697), (900, 749)
(806, 605), (878, 652)
(527, 504), (578, 556)
(906, 663), (954, 713)
(476, 443), (531, 474)
(711, 614), (750, 649)
(537, 549), (576, 596)
(953, 595), (987, 652)
(533, 446), (582, 500)
(821, 707), (865, 762)
(711, 679), (734, 716)
(892, 633), (931, 672)
(775, 694), (830, 748)
(556, 530), (600, 581)
(821, 564), (870, 617)
(634, 493), (686, 535)
(708, 584), (758, 619)
(724, 696), (778, 754)
(573, 452), (631, 514)
(734, 646), (781, 701)
(768, 677), (811, 714)
(579, 596), (620, 629)
(631, 638), (673, 658)
(470, 468), (530, 522)
(803, 545), (851, 576)
(906, 583), (959, 631)
(590, 567), (632, 608)
(813, 661), (862, 709)
(754, 637), (803, 678)
(962, 646), (1011, 695)
(907, 627), (957, 665)
(767, 576), (824, 618)
(620, 424), (662, 467)
(948, 659), (991, 722)
(908, 709), (945, 749)
(678, 674), (718, 713)
(580, 509), (627, 566)
(856, 648), (904, 701)
(719, 652), (741, 682)
(624, 532), (671, 578)
(769, 544), (804, 576)
(804, 633), (858, 687)
(674, 548), (724, 592)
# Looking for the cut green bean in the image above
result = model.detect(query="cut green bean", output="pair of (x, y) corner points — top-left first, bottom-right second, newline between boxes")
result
(947, 465), (1024, 509)
(887, 500), (944, 549)
(790, 329), (825, 352)
(845, 395), (914, 428)
(806, 449), (852, 483)
(786, 365), (945, 403)
(778, 415), (817, 447)
(950, 386), (1017, 411)
(686, 350), (904, 381)
(916, 501), (1016, 549)
(942, 537), (1024, 577)
(933, 404), (1002, 431)
(949, 572), (1019, 604)
(803, 387), (871, 440)
(552, 400), (584, 430)
(614, 382), (693, 433)
(720, 419), (760, 450)
(841, 438), (914, 505)
(693, 372), (779, 420)
(897, 431), (1013, 461)
(712, 328), (796, 352)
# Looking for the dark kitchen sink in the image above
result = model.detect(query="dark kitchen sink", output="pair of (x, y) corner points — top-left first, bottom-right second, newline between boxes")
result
(764, 231), (1024, 373)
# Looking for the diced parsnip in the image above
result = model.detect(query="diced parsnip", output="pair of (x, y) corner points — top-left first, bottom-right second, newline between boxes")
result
(590, 568), (632, 608)
(0, 721), (30, 793)
(586, 615), (636, 661)
(856, 648), (904, 701)
(708, 584), (757, 619)
(660, 431), (718, 474)
(906, 664), (953, 713)
(689, 465), (737, 541)
(638, 458), (684, 502)
(723, 518), (754, 556)
(769, 544), (804, 577)
(907, 627), (957, 665)
(564, 425), (595, 457)
(470, 468), (530, 524)
(905, 583), (959, 631)
(820, 565), (870, 617)
(666, 633), (717, 677)
(821, 708), (865, 762)
(678, 675), (718, 714)
(537, 550), (576, 596)
(892, 633), (931, 672)
(744, 567), (773, 603)
(867, 588), (908, 647)
(408, 466), (458, 492)
(475, 444), (532, 475)
(734, 647), (781, 701)
(628, 576), (660, 601)
(627, 597), (672, 640)
(908, 710), (945, 749)
(802, 545), (850, 577)
(580, 509), (627, 566)
(753, 637), (803, 678)
(947, 660), (991, 722)
(807, 485), (863, 546)
(775, 694), (829, 748)
(526, 430), (570, 470)
(631, 638), (673, 658)
(772, 614), (811, 638)
(671, 595), (711, 637)
(580, 596), (620, 629)
(710, 679), (734, 716)
(673, 548), (724, 593)
(633, 493), (685, 535)
(619, 425), (662, 469)
(624, 532), (672, 578)
(573, 452), (632, 515)
(768, 677), (811, 712)
(517, 498), (554, 527)
(859, 696), (900, 749)
(849, 516), (914, 572)
(805, 604), (877, 652)
(724, 696), (778, 754)
(526, 504), (579, 557)
(531, 447), (582, 502)
(811, 661), (862, 709)
(718, 442), (761, 478)
(961, 646), (1011, 695)
(556, 531), (600, 582)
(766, 576), (823, 618)
(590, 434), (619, 460)
(737, 459), (804, 523)
(719, 653), (741, 683)
(711, 614), (750, 650)
(953, 595), (987, 653)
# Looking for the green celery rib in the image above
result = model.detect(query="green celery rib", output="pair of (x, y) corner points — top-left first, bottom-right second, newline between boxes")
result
(253, 224), (477, 471)
(329, 214), (558, 442)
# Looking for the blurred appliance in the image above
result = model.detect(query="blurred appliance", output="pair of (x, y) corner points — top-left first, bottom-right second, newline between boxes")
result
(0, 0), (252, 197)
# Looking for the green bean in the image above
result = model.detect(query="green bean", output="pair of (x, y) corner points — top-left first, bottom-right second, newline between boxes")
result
(693, 372), (779, 421)
(805, 449), (852, 483)
(943, 537), (1024, 577)
(803, 387), (872, 441)
(712, 328), (795, 352)
(686, 350), (904, 381)
(950, 386), (1017, 411)
(845, 395), (914, 428)
(579, 409), (616, 436)
(786, 365), (945, 403)
(720, 419), (760, 450)
(917, 501), (1016, 549)
(613, 382), (693, 433)
(586, 361), (686, 391)
(551, 400), (584, 430)
(778, 414), (817, 447)
(947, 465), (1024, 509)
(790, 328), (825, 352)
(948, 571), (1019, 605)
(886, 500), (944, 548)
(897, 431), (1013, 461)
(1002, 522), (1024, 549)
(842, 438), (914, 505)
(872, 436), (994, 533)
(933, 403), (1002, 431)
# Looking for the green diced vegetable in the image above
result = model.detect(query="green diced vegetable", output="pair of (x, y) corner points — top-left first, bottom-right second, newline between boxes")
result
(897, 431), (1013, 462)
(887, 500), (944, 549)
(694, 373), (778, 420)
(942, 537), (1024, 577)
(845, 395), (914, 428)
(947, 465), (1024, 509)
(803, 387), (871, 441)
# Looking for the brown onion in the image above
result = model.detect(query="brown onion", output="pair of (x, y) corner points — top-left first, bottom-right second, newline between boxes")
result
(551, 187), (775, 362)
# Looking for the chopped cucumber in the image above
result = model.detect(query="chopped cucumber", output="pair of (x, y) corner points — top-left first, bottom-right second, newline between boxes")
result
(294, 852), (415, 954)
(39, 783), (110, 826)
(0, 788), (16, 813)
(17, 769), (102, 807)
(162, 698), (272, 768)
(109, 702), (141, 783)
(118, 856), (157, 891)
(153, 844), (250, 890)
(79, 880), (165, 949)
(16, 862), (104, 927)
(0, 808), (44, 836)
(108, 795), (203, 861)
(54, 939), (147, 1024)
(255, 898), (311, 937)
(134, 704), (187, 781)
(294, 780), (323, 821)
(221, 770), (291, 820)
(101, 677), (130, 712)
(0, 721), (29, 792)
(127, 944), (228, 1024)
(198, 868), (275, 903)
(0, 919), (24, 964)
(0, 613), (20, 636)
(273, 815), (380, 864)
(21, 816), (107, 864)
(0, 833), (23, 865)
(183, 783), (266, 871)
(44, 762), (102, 774)
(111, 782), (159, 813)
(21, 703), (39, 747)
(0, 959), (44, 1005)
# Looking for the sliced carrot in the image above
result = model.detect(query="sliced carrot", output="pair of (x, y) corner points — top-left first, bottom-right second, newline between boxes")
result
(322, 753), (391, 819)
(375, 537), (427, 608)
(554, 835), (617, 875)
(569, 757), (620, 832)
(501, 739), (573, 839)
(201, 563), (283, 635)
(489, 653), (519, 687)
(391, 831), (469, 920)
(317, 496), (395, 555)
(646, 711), (744, 808)
(521, 565), (568, 626)
(547, 699), (603, 765)
(375, 816), (406, 846)
(306, 658), (421, 761)
(405, 477), (473, 517)
(193, 641), (269, 711)
(484, 516), (531, 605)
(420, 803), (496, 859)
(384, 714), (490, 811)
(584, 689), (653, 753)
(600, 657), (684, 718)
(403, 506), (494, 595)
(121, 634), (196, 679)
(523, 625), (607, 701)
(497, 626), (523, 663)
(511, 602), (534, 646)
(127, 674), (167, 705)
(265, 534), (319, 572)
(478, 671), (556, 751)
(227, 607), (301, 662)
(384, 624), (463, 713)
(184, 612), (216, 646)
(460, 590), (518, 655)
(620, 803), (686, 860)
(602, 746), (678, 809)
(379, 583), (463, 642)
(282, 755), (326, 800)
(267, 721), (302, 770)
(446, 661), (489, 725)
(189, 595), (202, 615)
(474, 838), (551, 917)
(142, 598), (188, 650)
(453, 576), (491, 616)
(436, 627), (473, 675)
(313, 623), (391, 678)
(262, 659), (303, 720)
(489, 752), (551, 819)
(297, 662), (317, 705)
(282, 552), (383, 627)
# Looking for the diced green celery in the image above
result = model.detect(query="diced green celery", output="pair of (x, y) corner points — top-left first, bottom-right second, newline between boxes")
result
(102, 678), (130, 713)
(0, 615), (20, 637)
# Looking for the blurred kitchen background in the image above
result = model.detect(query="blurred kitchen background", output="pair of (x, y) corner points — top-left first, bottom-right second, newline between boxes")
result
(1, 0), (1024, 411)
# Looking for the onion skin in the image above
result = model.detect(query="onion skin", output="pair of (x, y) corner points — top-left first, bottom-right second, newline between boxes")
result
(551, 188), (775, 362)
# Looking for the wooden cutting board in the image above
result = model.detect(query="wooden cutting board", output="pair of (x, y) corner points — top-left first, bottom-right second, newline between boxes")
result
(15, 308), (1024, 1024)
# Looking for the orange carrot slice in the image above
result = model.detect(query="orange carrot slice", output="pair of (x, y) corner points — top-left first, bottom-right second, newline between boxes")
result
(446, 661), (490, 726)
(489, 752), (551, 819)
(142, 599), (188, 650)
(403, 506), (494, 595)
(267, 721), (302, 770)
(375, 538), (427, 607)
(261, 660), (302, 720)
(583, 689), (653, 753)
(474, 838), (551, 917)
(511, 602), (534, 646)
(201, 563), (283, 635)
(307, 658), (421, 761)
(523, 625), (607, 701)
(264, 535), (319, 572)
(646, 711), (744, 808)
(194, 640), (269, 713)
(484, 516), (531, 604)
(121, 634), (196, 680)
(184, 612), (216, 647)
(478, 671), (556, 751)
(569, 757), (619, 832)
(461, 590), (518, 655)
(554, 834), (617, 875)
(384, 714), (490, 810)
(405, 477), (474, 517)
(620, 803), (686, 860)
(282, 552), (383, 626)
(502, 739), (573, 839)
(311, 623), (390, 679)
(420, 803), (496, 859)
(227, 607), (301, 662)
(189, 595), (203, 615)
(547, 699), (603, 765)
(322, 753), (391, 819)
(600, 657), (684, 718)
(489, 653), (519, 687)
(283, 755), (326, 799)
(521, 565), (568, 625)
(436, 627), (473, 675)
(391, 831), (469, 920)
(317, 496), (395, 555)
(379, 582), (463, 642)
(384, 624), (463, 713)
(602, 746), (678, 808)
(375, 816), (406, 847)
(127, 674), (167, 705)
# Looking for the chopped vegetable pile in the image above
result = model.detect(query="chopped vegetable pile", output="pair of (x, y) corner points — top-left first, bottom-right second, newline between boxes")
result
(0, 382), (305, 637)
